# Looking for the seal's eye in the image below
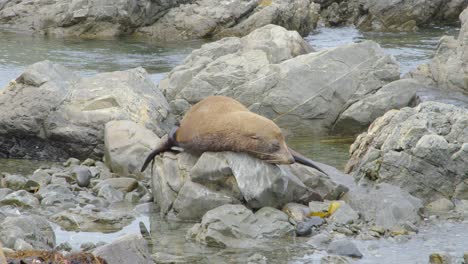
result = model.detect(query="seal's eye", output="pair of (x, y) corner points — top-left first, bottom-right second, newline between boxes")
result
(271, 141), (280, 151)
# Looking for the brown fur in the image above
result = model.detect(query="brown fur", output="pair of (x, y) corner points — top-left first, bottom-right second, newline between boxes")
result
(176, 96), (294, 164)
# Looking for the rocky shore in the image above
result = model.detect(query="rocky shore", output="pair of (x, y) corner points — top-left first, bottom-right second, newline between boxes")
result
(0, 0), (466, 41)
(0, 2), (468, 264)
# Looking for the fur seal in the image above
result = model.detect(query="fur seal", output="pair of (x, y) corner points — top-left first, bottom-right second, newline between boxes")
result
(141, 96), (327, 174)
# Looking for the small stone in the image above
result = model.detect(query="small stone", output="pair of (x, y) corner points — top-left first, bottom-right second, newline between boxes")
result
(64, 158), (80, 167)
(389, 228), (409, 236)
(321, 255), (352, 264)
(463, 252), (468, 263)
(247, 253), (267, 264)
(81, 242), (96, 251)
(82, 158), (96, 166)
(73, 166), (92, 188)
(333, 226), (354, 236)
(327, 239), (363, 258)
(55, 242), (72, 252)
(125, 191), (140, 203)
(14, 239), (33, 251)
(296, 217), (325, 236)
(30, 169), (51, 187)
(93, 178), (139, 193)
(425, 198), (455, 215)
(0, 190), (40, 208)
(98, 184), (124, 203)
(429, 252), (452, 264)
(370, 226), (386, 235)
(307, 233), (332, 249)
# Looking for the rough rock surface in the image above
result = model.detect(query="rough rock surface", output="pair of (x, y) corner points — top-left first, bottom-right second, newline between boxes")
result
(0, 0), (193, 38)
(319, 0), (467, 31)
(151, 151), (346, 221)
(104, 120), (161, 178)
(408, 7), (468, 94)
(161, 24), (399, 136)
(186, 204), (295, 248)
(0, 61), (170, 160)
(0, 0), (321, 40)
(93, 234), (151, 264)
(344, 183), (422, 229)
(0, 215), (55, 250)
(346, 102), (468, 204)
(135, 0), (320, 41)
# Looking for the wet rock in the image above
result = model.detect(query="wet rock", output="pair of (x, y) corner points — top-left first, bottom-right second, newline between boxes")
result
(124, 191), (140, 204)
(429, 252), (453, 264)
(321, 255), (352, 264)
(425, 198), (455, 216)
(81, 158), (95, 167)
(64, 158), (80, 167)
(55, 242), (72, 252)
(93, 234), (151, 264)
(38, 185), (76, 208)
(135, 0), (320, 41)
(327, 239), (363, 258)
(51, 207), (134, 232)
(308, 200), (359, 225)
(97, 184), (125, 203)
(104, 120), (161, 179)
(0, 61), (170, 160)
(1, 174), (28, 190)
(76, 191), (109, 208)
(343, 183), (422, 230)
(247, 253), (268, 264)
(14, 239), (33, 251)
(94, 178), (139, 193)
(80, 242), (96, 251)
(0, 190), (39, 208)
(162, 24), (399, 136)
(187, 204), (294, 248)
(72, 166), (92, 188)
(0, 215), (55, 250)
(346, 102), (468, 204)
(282, 203), (310, 223)
(0, 188), (12, 200)
(296, 217), (325, 236)
(307, 233), (332, 249)
(30, 169), (52, 187)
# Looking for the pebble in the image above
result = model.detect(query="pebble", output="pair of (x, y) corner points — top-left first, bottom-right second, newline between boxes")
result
(327, 239), (363, 258)
(296, 217), (325, 236)
(73, 166), (92, 188)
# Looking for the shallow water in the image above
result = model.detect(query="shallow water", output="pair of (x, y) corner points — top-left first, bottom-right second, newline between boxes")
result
(0, 30), (203, 88)
(306, 26), (459, 74)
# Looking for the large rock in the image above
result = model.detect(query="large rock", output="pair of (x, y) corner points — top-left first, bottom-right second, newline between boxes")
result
(134, 0), (320, 41)
(186, 204), (294, 248)
(0, 215), (55, 250)
(0, 61), (170, 160)
(343, 183), (422, 229)
(104, 120), (161, 178)
(0, 0), (192, 38)
(333, 79), (430, 134)
(151, 150), (345, 221)
(408, 7), (468, 94)
(352, 0), (466, 31)
(93, 234), (151, 264)
(346, 102), (468, 205)
(161, 24), (399, 136)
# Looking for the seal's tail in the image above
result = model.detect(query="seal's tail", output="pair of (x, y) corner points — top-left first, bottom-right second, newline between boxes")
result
(140, 127), (179, 172)
(288, 147), (328, 175)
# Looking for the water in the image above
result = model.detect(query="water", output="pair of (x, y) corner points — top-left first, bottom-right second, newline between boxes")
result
(0, 30), (203, 88)
(306, 26), (459, 74)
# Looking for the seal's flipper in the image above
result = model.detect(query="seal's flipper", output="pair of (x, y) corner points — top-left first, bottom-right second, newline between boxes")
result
(288, 147), (328, 175)
(140, 127), (178, 172)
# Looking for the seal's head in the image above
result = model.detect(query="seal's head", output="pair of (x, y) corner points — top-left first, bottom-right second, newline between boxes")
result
(234, 112), (295, 165)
